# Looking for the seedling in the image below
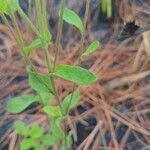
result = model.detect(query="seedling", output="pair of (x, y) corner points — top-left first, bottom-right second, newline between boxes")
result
(0, 0), (100, 149)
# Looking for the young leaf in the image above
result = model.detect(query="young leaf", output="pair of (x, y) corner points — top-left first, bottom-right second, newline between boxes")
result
(23, 38), (42, 56)
(21, 138), (39, 150)
(62, 8), (84, 34)
(14, 121), (29, 137)
(6, 94), (38, 114)
(28, 70), (54, 106)
(29, 125), (44, 139)
(43, 106), (62, 117)
(62, 89), (80, 113)
(81, 41), (100, 57)
(53, 64), (97, 85)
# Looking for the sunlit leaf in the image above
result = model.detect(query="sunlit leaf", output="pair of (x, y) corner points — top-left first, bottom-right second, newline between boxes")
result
(29, 125), (44, 139)
(28, 70), (54, 106)
(81, 41), (100, 57)
(62, 89), (80, 113)
(6, 94), (38, 114)
(53, 64), (97, 85)
(14, 121), (29, 137)
(62, 8), (84, 34)
(43, 106), (62, 117)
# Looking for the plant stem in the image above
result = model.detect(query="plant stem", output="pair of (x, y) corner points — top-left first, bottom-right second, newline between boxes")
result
(80, 0), (90, 56)
(17, 6), (39, 36)
(35, 0), (64, 113)
(11, 13), (24, 48)
(53, 0), (66, 71)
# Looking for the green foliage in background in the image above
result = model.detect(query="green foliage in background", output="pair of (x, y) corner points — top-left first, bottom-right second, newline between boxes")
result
(101, 0), (112, 18)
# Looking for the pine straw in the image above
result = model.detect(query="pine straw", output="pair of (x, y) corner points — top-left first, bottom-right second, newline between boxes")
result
(0, 1), (150, 150)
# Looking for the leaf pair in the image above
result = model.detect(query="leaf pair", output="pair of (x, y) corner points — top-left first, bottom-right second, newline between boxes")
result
(15, 121), (45, 150)
(15, 121), (44, 139)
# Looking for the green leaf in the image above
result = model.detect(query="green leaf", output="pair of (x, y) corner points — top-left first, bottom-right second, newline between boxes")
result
(43, 106), (62, 117)
(42, 134), (58, 146)
(62, 131), (73, 150)
(0, 0), (7, 13)
(29, 125), (44, 139)
(62, 8), (84, 34)
(6, 94), (38, 114)
(14, 121), (29, 137)
(53, 64), (97, 85)
(66, 132), (73, 150)
(21, 138), (39, 150)
(4, 0), (19, 15)
(81, 41), (100, 57)
(28, 69), (54, 106)
(42, 117), (64, 146)
(62, 89), (80, 113)
(23, 38), (42, 56)
(43, 28), (52, 44)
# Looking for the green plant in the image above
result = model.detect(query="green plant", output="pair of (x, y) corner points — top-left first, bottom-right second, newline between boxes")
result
(101, 0), (112, 18)
(0, 0), (100, 149)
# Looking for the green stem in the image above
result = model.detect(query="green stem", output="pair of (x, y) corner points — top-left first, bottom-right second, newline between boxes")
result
(28, 0), (32, 17)
(35, 0), (64, 113)
(80, 0), (90, 56)
(11, 13), (24, 48)
(53, 0), (66, 71)
(35, 0), (42, 32)
(17, 6), (39, 36)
